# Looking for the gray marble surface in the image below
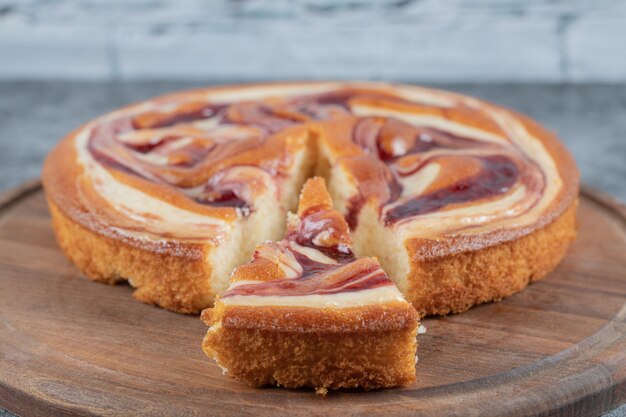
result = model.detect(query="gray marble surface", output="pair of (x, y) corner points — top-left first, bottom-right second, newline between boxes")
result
(0, 81), (624, 417)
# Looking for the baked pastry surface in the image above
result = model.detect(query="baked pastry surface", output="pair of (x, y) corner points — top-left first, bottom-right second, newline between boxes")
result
(202, 177), (419, 391)
(43, 82), (579, 315)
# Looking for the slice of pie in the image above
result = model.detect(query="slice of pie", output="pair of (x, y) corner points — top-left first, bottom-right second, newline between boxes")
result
(201, 177), (419, 392)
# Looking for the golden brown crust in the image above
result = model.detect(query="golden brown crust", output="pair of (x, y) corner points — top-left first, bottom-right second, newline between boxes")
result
(219, 303), (418, 333)
(228, 256), (287, 283)
(43, 133), (217, 313)
(406, 200), (578, 317)
(47, 198), (213, 313)
(203, 315), (419, 391)
(296, 176), (333, 215)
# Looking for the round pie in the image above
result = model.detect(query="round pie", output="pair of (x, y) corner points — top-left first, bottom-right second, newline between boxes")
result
(43, 82), (579, 316)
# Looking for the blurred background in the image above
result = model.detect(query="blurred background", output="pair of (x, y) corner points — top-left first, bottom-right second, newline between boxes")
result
(1, 0), (626, 81)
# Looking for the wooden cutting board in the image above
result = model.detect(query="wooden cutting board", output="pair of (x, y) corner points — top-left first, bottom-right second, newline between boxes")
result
(0, 181), (625, 417)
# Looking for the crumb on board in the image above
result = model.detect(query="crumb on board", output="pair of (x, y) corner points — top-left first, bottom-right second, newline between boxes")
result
(315, 387), (328, 396)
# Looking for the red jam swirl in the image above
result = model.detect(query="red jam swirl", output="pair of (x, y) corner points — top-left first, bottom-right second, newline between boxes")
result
(223, 260), (391, 298)
(384, 155), (519, 225)
(344, 116), (544, 227)
(287, 205), (354, 261)
(86, 87), (545, 225)
(88, 116), (264, 212)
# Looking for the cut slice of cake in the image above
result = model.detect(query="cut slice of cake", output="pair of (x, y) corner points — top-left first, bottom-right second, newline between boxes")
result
(201, 177), (419, 392)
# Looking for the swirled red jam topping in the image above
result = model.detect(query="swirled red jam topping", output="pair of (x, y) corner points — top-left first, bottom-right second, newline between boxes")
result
(384, 155), (519, 225)
(78, 83), (557, 239)
(223, 258), (392, 298)
(342, 113), (546, 229)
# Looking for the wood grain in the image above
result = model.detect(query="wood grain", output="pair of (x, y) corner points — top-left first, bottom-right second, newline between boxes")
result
(0, 183), (625, 417)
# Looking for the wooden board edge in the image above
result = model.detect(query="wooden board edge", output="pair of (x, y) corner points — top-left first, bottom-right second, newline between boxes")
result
(0, 179), (42, 211)
(580, 184), (626, 220)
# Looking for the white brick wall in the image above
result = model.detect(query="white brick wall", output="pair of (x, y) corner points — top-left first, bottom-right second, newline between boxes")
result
(1, 0), (625, 81)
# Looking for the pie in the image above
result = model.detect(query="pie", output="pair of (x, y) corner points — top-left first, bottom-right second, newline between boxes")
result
(43, 82), (579, 316)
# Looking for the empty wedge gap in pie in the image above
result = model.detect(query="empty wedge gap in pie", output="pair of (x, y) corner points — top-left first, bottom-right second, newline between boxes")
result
(42, 82), (579, 390)
(202, 177), (420, 391)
